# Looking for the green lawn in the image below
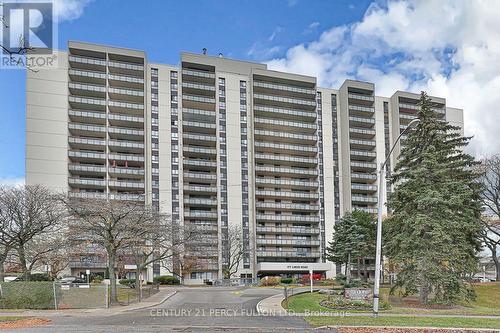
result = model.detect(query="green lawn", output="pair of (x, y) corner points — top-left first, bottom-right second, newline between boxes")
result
(0, 316), (24, 323)
(305, 315), (500, 329)
(284, 282), (500, 318)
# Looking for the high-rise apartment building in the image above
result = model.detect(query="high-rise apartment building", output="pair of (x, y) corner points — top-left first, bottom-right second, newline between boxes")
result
(26, 41), (464, 283)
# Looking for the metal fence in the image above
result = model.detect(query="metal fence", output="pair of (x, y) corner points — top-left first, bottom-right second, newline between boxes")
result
(0, 282), (159, 309)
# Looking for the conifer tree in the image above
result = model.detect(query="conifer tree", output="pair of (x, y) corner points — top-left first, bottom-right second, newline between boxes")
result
(384, 92), (482, 305)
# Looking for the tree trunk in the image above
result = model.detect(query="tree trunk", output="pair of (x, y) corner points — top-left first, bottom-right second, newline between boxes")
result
(419, 281), (429, 304)
(0, 256), (5, 282)
(107, 248), (118, 304)
(492, 248), (500, 282)
(17, 246), (30, 281)
(135, 266), (142, 302)
(356, 258), (361, 280)
(362, 257), (368, 281)
(346, 252), (351, 282)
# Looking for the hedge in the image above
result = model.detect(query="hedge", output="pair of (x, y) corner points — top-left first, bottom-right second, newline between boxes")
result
(153, 276), (179, 285)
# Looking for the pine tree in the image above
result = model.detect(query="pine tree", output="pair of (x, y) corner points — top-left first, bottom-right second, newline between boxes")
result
(327, 210), (376, 280)
(384, 92), (482, 305)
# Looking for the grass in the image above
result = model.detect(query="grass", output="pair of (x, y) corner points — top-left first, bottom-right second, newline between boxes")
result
(284, 282), (500, 318)
(0, 316), (24, 323)
(305, 315), (500, 329)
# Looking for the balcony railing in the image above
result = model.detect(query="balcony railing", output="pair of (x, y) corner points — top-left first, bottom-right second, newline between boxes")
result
(349, 116), (375, 127)
(108, 180), (145, 189)
(184, 198), (218, 206)
(182, 69), (215, 79)
(255, 165), (318, 177)
(184, 210), (218, 219)
(108, 166), (144, 176)
(109, 193), (145, 201)
(253, 105), (316, 120)
(352, 195), (378, 204)
(68, 150), (105, 160)
(69, 109), (106, 122)
(68, 55), (106, 67)
(253, 81), (316, 96)
(254, 117), (317, 131)
(255, 202), (319, 211)
(254, 141), (318, 154)
(182, 82), (216, 91)
(69, 164), (106, 174)
(68, 137), (106, 147)
(108, 60), (144, 72)
(351, 173), (377, 181)
(182, 94), (216, 104)
(254, 153), (317, 166)
(350, 161), (377, 171)
(68, 177), (106, 187)
(255, 190), (319, 200)
(255, 214), (320, 223)
(254, 129), (316, 142)
(353, 206), (378, 214)
(108, 153), (144, 162)
(68, 191), (106, 199)
(256, 226), (320, 234)
(183, 185), (217, 193)
(256, 239), (320, 246)
(183, 172), (217, 181)
(351, 183), (378, 192)
(255, 178), (318, 188)
(256, 251), (321, 258)
(254, 93), (316, 108)
(348, 93), (374, 102)
(183, 159), (217, 168)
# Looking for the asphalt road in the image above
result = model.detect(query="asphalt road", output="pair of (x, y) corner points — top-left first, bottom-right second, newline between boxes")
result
(11, 287), (336, 333)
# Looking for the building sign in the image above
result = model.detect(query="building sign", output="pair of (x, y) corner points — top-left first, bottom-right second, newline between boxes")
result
(344, 288), (372, 301)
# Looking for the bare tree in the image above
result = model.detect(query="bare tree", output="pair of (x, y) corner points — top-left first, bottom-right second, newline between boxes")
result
(0, 185), (65, 280)
(222, 224), (244, 279)
(479, 156), (500, 281)
(62, 197), (156, 304)
(126, 216), (198, 299)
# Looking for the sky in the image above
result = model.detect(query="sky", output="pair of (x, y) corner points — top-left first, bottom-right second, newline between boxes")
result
(1, 0), (499, 185)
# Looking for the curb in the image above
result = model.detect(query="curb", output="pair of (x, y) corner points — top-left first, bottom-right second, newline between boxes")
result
(122, 290), (177, 312)
(256, 288), (318, 315)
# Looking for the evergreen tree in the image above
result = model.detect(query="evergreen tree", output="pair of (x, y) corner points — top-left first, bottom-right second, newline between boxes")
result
(327, 210), (376, 280)
(384, 92), (482, 305)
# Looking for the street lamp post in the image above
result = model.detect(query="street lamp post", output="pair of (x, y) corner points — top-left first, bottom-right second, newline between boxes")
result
(373, 118), (420, 316)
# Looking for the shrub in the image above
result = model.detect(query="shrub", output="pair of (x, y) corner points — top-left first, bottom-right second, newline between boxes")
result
(0, 282), (60, 309)
(280, 277), (294, 284)
(91, 276), (103, 284)
(119, 278), (136, 287)
(153, 275), (179, 285)
(260, 276), (280, 286)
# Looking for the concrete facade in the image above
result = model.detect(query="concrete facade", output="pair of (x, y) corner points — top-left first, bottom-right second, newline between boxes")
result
(26, 41), (464, 283)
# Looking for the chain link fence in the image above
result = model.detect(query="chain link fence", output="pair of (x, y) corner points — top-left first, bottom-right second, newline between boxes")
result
(0, 282), (159, 309)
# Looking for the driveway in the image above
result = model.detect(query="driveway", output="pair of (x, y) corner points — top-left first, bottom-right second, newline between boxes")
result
(11, 287), (335, 332)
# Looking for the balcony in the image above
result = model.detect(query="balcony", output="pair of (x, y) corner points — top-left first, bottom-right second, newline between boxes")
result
(69, 69), (106, 84)
(183, 172), (217, 182)
(68, 177), (106, 188)
(68, 55), (106, 70)
(351, 172), (377, 182)
(350, 161), (377, 171)
(256, 251), (321, 258)
(254, 141), (318, 156)
(349, 127), (376, 139)
(348, 104), (375, 117)
(255, 190), (319, 200)
(255, 202), (319, 211)
(68, 150), (105, 162)
(256, 238), (320, 246)
(184, 210), (218, 219)
(253, 80), (316, 97)
(253, 105), (316, 121)
(108, 140), (144, 153)
(68, 123), (106, 137)
(256, 226), (320, 234)
(254, 93), (316, 110)
(255, 177), (318, 189)
(108, 60), (144, 76)
(254, 153), (317, 167)
(399, 113), (418, 123)
(182, 108), (216, 122)
(108, 113), (144, 128)
(108, 100), (144, 115)
(183, 185), (217, 194)
(182, 120), (216, 133)
(255, 214), (320, 223)
(108, 74), (144, 89)
(350, 149), (376, 161)
(182, 94), (216, 105)
(108, 153), (144, 164)
(255, 165), (318, 177)
(108, 180), (145, 190)
(69, 109), (106, 125)
(184, 198), (217, 206)
(68, 82), (106, 98)
(349, 138), (376, 150)
(351, 183), (378, 193)
(108, 166), (144, 177)
(348, 93), (374, 104)
(68, 96), (106, 111)
(181, 82), (216, 95)
(182, 133), (217, 146)
(349, 116), (375, 128)
(254, 117), (317, 133)
(352, 195), (378, 204)
(183, 159), (217, 169)
(108, 126), (144, 140)
(68, 137), (105, 150)
(353, 206), (378, 214)
(182, 68), (215, 80)
(108, 87), (144, 102)
(254, 129), (316, 144)
(183, 146), (217, 157)
(69, 164), (106, 175)
(109, 193), (145, 201)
